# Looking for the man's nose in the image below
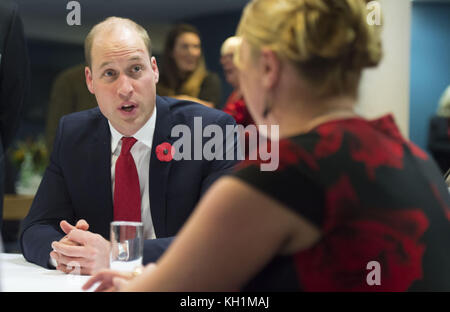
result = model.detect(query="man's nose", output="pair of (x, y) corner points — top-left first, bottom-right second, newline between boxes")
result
(117, 74), (133, 98)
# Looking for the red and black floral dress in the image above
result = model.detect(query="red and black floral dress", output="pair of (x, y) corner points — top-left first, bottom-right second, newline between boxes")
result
(233, 115), (450, 291)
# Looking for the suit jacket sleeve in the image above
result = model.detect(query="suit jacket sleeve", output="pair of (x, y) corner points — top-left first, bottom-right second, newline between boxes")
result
(143, 237), (174, 264)
(20, 116), (77, 268)
(0, 2), (30, 150)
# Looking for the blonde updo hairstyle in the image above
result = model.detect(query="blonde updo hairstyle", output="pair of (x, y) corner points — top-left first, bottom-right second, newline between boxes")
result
(236, 0), (383, 98)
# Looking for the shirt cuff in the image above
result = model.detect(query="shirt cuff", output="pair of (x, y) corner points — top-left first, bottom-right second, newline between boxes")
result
(49, 256), (57, 269)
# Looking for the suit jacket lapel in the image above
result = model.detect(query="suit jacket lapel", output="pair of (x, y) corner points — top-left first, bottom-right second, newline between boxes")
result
(149, 96), (173, 238)
(90, 112), (113, 238)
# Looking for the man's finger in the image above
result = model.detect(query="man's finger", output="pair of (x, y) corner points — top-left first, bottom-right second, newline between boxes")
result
(59, 235), (81, 246)
(53, 253), (90, 268)
(76, 219), (89, 231)
(52, 241), (87, 258)
(56, 263), (70, 274)
(66, 228), (95, 246)
(60, 220), (76, 235)
(60, 220), (89, 236)
(56, 263), (78, 274)
(56, 262), (91, 275)
(50, 250), (59, 261)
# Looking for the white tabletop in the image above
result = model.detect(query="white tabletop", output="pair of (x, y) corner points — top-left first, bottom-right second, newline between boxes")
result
(0, 253), (91, 292)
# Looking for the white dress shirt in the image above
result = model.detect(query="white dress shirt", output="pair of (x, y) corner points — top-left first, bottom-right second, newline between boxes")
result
(109, 107), (157, 239)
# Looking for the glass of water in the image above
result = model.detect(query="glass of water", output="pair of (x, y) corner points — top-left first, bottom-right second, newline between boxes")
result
(110, 221), (143, 272)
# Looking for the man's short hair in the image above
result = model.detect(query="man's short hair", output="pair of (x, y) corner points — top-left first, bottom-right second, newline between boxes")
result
(84, 17), (152, 68)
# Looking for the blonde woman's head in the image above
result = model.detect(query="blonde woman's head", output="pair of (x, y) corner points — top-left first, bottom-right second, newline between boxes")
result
(236, 0), (383, 98)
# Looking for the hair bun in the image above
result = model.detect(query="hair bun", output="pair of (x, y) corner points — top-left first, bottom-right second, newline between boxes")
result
(283, 0), (382, 69)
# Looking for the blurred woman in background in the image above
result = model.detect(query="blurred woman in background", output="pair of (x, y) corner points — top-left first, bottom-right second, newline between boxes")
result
(156, 23), (221, 108)
(221, 36), (256, 158)
(221, 36), (254, 128)
(85, 0), (450, 291)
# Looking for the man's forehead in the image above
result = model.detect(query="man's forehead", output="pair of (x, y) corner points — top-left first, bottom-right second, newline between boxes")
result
(93, 33), (145, 52)
(93, 27), (146, 52)
(89, 23), (151, 67)
(92, 40), (149, 68)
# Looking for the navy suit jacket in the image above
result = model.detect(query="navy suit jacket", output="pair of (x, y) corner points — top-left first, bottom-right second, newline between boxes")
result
(20, 96), (239, 268)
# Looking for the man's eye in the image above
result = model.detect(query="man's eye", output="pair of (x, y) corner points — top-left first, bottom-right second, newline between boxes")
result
(132, 65), (142, 72)
(104, 70), (115, 77)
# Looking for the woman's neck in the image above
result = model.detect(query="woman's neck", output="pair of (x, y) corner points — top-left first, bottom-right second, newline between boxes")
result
(272, 95), (358, 139)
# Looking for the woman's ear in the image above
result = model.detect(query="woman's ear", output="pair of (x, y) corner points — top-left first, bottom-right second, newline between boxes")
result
(260, 48), (281, 90)
(85, 66), (95, 94)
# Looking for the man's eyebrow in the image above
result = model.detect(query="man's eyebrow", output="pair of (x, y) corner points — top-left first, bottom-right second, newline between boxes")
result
(99, 61), (111, 69)
(98, 55), (144, 70)
(128, 56), (144, 62)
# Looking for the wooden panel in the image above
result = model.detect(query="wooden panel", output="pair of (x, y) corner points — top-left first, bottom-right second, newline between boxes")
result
(3, 194), (34, 220)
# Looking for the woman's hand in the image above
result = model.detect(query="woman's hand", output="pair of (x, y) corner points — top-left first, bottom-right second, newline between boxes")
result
(82, 263), (157, 292)
(82, 268), (135, 292)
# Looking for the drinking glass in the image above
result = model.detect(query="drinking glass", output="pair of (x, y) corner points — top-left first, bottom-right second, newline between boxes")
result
(110, 221), (143, 272)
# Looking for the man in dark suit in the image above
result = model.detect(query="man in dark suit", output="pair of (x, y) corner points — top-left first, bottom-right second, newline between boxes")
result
(20, 17), (238, 274)
(0, 0), (30, 232)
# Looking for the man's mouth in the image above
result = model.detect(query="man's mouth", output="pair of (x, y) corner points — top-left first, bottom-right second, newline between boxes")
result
(120, 104), (136, 112)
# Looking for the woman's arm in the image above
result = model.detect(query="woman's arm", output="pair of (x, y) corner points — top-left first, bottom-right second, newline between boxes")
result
(120, 177), (321, 291)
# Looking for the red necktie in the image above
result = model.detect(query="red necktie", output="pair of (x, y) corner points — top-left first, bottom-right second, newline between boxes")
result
(114, 137), (141, 222)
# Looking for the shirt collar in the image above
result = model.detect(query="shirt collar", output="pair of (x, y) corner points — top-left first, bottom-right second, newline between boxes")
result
(109, 106), (157, 154)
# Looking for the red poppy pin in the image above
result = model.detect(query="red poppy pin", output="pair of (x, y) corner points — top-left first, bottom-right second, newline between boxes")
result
(156, 142), (174, 162)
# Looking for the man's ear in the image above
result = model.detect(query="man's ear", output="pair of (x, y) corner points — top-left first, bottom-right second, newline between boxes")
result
(260, 48), (281, 90)
(151, 56), (159, 84)
(85, 66), (95, 94)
